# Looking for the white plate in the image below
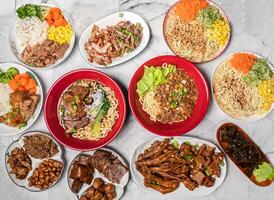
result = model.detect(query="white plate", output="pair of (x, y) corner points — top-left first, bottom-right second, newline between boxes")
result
(0, 63), (43, 136)
(211, 51), (274, 122)
(5, 131), (64, 192)
(8, 3), (75, 70)
(79, 11), (150, 68)
(67, 147), (129, 200)
(130, 136), (227, 199)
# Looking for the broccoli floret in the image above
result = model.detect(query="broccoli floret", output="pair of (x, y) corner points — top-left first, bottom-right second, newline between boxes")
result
(7, 67), (19, 77)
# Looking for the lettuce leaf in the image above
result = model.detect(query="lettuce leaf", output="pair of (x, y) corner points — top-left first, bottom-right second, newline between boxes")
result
(137, 65), (176, 96)
(253, 162), (274, 182)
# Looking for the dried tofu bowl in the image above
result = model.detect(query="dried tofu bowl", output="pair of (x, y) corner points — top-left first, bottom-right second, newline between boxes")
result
(212, 52), (274, 121)
(163, 0), (231, 63)
(9, 3), (75, 69)
(5, 131), (64, 192)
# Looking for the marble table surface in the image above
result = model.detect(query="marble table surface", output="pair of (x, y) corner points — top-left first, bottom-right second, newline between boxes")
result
(0, 0), (274, 200)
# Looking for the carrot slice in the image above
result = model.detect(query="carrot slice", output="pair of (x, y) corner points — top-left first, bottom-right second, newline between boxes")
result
(51, 7), (61, 14)
(45, 12), (52, 21)
(53, 19), (67, 27)
(25, 79), (37, 90)
(28, 87), (37, 94)
(52, 12), (60, 21)
(20, 73), (30, 79)
(14, 74), (20, 82)
(8, 79), (18, 91)
(17, 86), (26, 91)
(19, 77), (29, 87)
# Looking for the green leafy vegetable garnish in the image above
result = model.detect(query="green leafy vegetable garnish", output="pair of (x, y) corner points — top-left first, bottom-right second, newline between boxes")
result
(16, 4), (47, 21)
(253, 162), (274, 182)
(204, 168), (212, 176)
(184, 141), (191, 145)
(90, 95), (110, 136)
(243, 58), (273, 86)
(137, 65), (176, 96)
(18, 122), (27, 129)
(197, 5), (222, 28)
(171, 139), (180, 149)
(183, 155), (193, 160)
(170, 100), (178, 109)
(0, 67), (19, 83)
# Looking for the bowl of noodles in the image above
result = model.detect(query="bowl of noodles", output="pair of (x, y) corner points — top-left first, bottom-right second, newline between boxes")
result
(163, 0), (231, 63)
(128, 55), (210, 136)
(212, 52), (274, 121)
(44, 69), (126, 150)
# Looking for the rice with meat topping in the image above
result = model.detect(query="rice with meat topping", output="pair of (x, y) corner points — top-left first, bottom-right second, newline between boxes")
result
(16, 16), (48, 53)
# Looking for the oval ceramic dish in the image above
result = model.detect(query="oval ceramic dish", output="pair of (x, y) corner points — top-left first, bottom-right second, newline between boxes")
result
(216, 123), (273, 187)
(131, 136), (227, 198)
(5, 131), (64, 192)
(79, 11), (150, 67)
(67, 147), (129, 199)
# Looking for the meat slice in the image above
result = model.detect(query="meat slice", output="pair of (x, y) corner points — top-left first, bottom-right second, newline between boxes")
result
(69, 86), (89, 100)
(182, 177), (199, 191)
(207, 162), (221, 177)
(192, 170), (206, 185)
(71, 179), (83, 193)
(92, 150), (128, 184)
(53, 43), (69, 58)
(64, 118), (90, 130)
(203, 176), (215, 187)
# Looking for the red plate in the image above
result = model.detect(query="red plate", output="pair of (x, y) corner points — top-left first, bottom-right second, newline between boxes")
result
(128, 55), (209, 136)
(44, 69), (126, 151)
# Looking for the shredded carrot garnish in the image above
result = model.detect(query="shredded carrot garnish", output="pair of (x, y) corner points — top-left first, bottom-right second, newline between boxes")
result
(229, 53), (256, 74)
(174, 0), (209, 22)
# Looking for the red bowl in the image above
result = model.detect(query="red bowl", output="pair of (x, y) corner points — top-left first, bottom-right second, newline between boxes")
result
(128, 55), (209, 136)
(44, 69), (126, 151)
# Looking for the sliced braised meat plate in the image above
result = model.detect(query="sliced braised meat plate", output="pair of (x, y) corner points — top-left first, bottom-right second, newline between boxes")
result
(135, 138), (225, 194)
(0, 91), (39, 127)
(7, 147), (32, 180)
(92, 149), (128, 184)
(85, 20), (143, 66)
(22, 39), (69, 68)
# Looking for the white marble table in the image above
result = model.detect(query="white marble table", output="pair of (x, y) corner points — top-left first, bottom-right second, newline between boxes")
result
(0, 0), (274, 200)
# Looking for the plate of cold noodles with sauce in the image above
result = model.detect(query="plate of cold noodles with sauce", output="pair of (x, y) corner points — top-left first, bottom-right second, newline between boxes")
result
(163, 0), (230, 63)
(130, 137), (227, 198)
(0, 63), (43, 136)
(44, 69), (126, 151)
(212, 52), (274, 121)
(128, 55), (210, 136)
(9, 3), (75, 69)
(5, 131), (64, 191)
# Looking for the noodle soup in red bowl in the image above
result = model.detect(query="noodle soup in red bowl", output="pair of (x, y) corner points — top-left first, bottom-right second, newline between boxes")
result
(44, 69), (126, 151)
(128, 55), (209, 136)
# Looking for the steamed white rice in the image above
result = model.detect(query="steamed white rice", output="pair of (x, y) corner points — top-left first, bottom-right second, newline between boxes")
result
(16, 16), (48, 53)
(0, 83), (12, 116)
